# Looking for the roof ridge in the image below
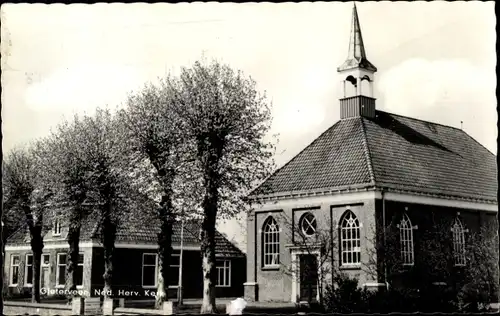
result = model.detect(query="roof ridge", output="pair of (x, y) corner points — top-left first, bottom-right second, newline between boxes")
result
(249, 121), (342, 196)
(377, 110), (463, 131)
(360, 118), (376, 185)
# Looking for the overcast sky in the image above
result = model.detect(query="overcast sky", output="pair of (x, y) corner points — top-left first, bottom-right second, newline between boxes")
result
(1, 2), (496, 250)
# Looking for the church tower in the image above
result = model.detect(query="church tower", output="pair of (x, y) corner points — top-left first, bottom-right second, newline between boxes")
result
(338, 3), (377, 119)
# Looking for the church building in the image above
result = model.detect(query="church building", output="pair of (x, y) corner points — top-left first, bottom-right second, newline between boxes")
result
(243, 4), (498, 304)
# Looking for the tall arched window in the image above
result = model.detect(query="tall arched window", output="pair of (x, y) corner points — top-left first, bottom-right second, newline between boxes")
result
(262, 217), (280, 267)
(399, 214), (414, 265)
(340, 211), (361, 265)
(452, 217), (466, 266)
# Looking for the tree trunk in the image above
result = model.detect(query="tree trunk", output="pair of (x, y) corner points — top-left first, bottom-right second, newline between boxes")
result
(30, 226), (44, 303)
(66, 220), (81, 301)
(102, 214), (117, 300)
(199, 137), (224, 314)
(155, 195), (174, 309)
(200, 211), (217, 314)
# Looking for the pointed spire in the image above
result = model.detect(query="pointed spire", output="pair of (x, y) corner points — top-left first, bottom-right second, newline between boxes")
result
(348, 2), (366, 60)
(338, 2), (377, 72)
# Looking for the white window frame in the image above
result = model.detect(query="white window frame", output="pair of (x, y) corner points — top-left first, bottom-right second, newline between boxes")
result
(299, 212), (317, 237)
(216, 260), (231, 287)
(340, 211), (361, 266)
(53, 219), (61, 236)
(262, 217), (280, 267)
(142, 253), (158, 289)
(451, 218), (468, 266)
(399, 214), (415, 266)
(9, 254), (20, 286)
(25, 254), (33, 287)
(56, 253), (84, 288)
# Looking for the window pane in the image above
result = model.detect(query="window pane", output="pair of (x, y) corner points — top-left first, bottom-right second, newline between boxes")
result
(144, 254), (156, 265)
(13, 256), (20, 265)
(13, 267), (19, 284)
(75, 264), (83, 286)
(58, 266), (66, 285)
(170, 255), (180, 266)
(168, 266), (179, 286)
(27, 266), (33, 284)
(43, 254), (50, 265)
(59, 254), (67, 265)
(143, 266), (155, 286)
(27, 255), (33, 265)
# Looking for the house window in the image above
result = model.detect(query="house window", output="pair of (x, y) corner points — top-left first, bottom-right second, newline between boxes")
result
(299, 212), (317, 237)
(452, 218), (466, 266)
(262, 216), (280, 267)
(56, 253), (84, 287)
(168, 252), (180, 288)
(53, 219), (61, 236)
(25, 254), (33, 286)
(142, 253), (158, 288)
(340, 211), (361, 265)
(399, 214), (414, 265)
(9, 255), (20, 286)
(216, 260), (231, 287)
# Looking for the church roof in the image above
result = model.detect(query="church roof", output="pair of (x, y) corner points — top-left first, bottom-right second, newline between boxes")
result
(250, 110), (497, 204)
(337, 3), (377, 72)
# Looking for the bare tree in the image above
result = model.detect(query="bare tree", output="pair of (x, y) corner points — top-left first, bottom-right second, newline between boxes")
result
(166, 58), (275, 313)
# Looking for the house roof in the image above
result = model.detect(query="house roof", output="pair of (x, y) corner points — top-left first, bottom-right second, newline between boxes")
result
(7, 212), (245, 258)
(251, 110), (497, 204)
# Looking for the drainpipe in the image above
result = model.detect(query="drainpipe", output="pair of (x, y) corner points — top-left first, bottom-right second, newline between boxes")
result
(381, 190), (389, 291)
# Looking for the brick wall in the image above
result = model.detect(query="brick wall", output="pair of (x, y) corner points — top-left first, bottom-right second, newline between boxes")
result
(251, 195), (377, 302)
(375, 199), (499, 297)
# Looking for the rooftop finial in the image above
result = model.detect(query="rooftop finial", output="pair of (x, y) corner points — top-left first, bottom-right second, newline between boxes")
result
(337, 2), (377, 73)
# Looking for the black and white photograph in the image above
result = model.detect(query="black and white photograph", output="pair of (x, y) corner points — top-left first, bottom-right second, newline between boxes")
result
(0, 1), (498, 315)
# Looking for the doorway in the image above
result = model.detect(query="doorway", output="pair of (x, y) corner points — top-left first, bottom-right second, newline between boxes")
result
(299, 254), (318, 303)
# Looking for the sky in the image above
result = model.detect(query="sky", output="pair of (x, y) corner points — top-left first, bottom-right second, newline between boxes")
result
(1, 2), (496, 251)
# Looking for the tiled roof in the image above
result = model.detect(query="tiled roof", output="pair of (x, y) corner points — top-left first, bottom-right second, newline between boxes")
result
(7, 212), (245, 258)
(251, 110), (497, 203)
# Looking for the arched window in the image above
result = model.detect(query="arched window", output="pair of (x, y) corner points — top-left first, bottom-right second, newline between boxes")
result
(340, 211), (361, 265)
(452, 217), (466, 266)
(262, 217), (280, 267)
(299, 212), (317, 237)
(399, 214), (414, 265)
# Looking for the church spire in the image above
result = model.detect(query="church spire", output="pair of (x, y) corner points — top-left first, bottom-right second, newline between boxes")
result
(337, 2), (377, 120)
(338, 2), (377, 72)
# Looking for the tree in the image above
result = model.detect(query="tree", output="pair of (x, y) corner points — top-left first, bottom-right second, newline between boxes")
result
(51, 108), (147, 300)
(46, 116), (95, 298)
(167, 59), (275, 313)
(119, 80), (194, 308)
(2, 146), (53, 303)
